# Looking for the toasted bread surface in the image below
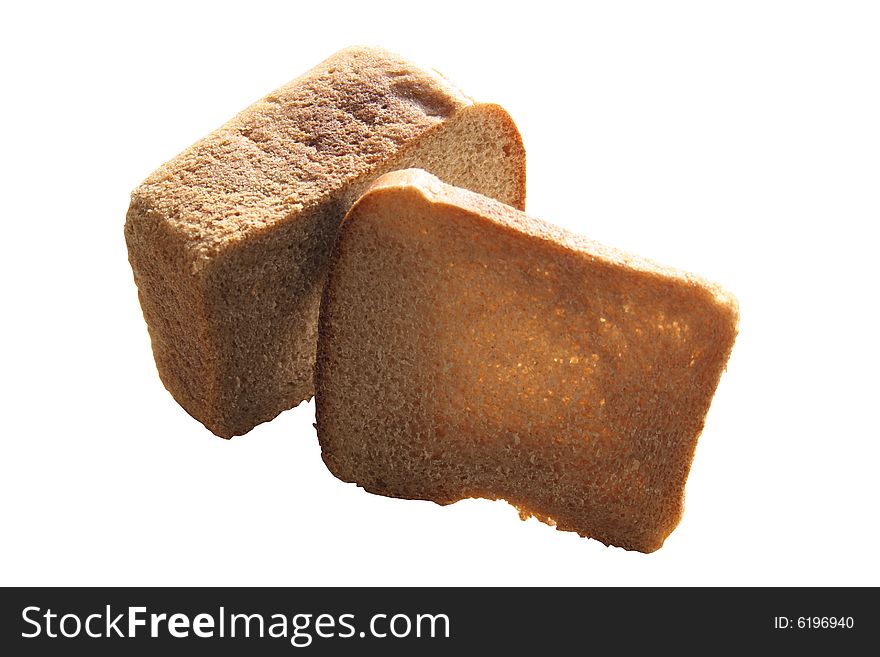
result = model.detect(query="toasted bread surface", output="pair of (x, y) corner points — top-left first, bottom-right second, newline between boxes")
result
(316, 169), (737, 552)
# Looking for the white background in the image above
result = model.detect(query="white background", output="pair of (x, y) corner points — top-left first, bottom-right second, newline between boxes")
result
(1, 1), (878, 586)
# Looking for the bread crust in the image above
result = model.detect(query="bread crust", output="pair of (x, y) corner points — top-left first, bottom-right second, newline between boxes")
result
(316, 169), (738, 553)
(125, 47), (526, 437)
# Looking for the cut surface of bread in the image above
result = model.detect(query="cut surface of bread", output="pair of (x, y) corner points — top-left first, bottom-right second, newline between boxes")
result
(125, 46), (526, 438)
(316, 169), (738, 553)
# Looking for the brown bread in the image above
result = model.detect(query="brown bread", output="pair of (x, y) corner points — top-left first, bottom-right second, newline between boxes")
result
(316, 169), (738, 553)
(125, 47), (525, 438)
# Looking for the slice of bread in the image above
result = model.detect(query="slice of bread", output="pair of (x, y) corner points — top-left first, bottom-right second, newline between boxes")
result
(316, 169), (738, 553)
(125, 47), (526, 438)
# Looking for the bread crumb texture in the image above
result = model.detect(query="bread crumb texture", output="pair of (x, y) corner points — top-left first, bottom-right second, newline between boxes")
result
(124, 47), (526, 437)
(316, 170), (738, 553)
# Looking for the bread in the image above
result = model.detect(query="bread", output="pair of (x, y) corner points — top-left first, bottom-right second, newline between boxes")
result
(315, 169), (738, 553)
(124, 46), (526, 438)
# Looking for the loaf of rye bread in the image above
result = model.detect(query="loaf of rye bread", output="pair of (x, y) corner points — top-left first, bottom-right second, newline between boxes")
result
(125, 47), (526, 438)
(316, 169), (738, 553)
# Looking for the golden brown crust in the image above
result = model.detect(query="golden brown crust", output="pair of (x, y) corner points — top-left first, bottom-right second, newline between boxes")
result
(131, 46), (472, 255)
(125, 48), (526, 437)
(316, 170), (738, 553)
